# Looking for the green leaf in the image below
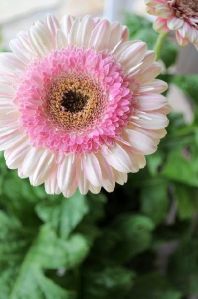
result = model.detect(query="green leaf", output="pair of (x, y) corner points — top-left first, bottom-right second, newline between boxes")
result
(8, 268), (75, 299)
(83, 266), (135, 299)
(94, 214), (154, 263)
(131, 273), (182, 299)
(140, 180), (169, 225)
(169, 239), (198, 295)
(85, 193), (107, 223)
(32, 225), (90, 269)
(162, 145), (198, 187)
(173, 184), (198, 220)
(0, 267), (18, 299)
(160, 41), (178, 69)
(147, 152), (164, 176)
(0, 211), (30, 266)
(111, 215), (154, 261)
(77, 193), (107, 243)
(0, 212), (89, 298)
(0, 171), (46, 227)
(36, 192), (89, 238)
(173, 75), (198, 102)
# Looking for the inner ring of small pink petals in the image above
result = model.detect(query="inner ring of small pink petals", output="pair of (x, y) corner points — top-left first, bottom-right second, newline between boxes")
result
(15, 47), (133, 153)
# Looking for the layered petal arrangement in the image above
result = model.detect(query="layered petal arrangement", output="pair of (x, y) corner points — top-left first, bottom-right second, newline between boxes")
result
(146, 0), (198, 48)
(0, 15), (169, 196)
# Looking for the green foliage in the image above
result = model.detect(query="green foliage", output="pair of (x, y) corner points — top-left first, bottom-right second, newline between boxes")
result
(173, 75), (198, 102)
(162, 144), (198, 186)
(0, 12), (198, 299)
(131, 273), (182, 299)
(0, 191), (90, 298)
(173, 184), (198, 220)
(90, 214), (154, 265)
(140, 179), (169, 225)
(82, 266), (135, 299)
(169, 239), (198, 295)
(36, 192), (89, 239)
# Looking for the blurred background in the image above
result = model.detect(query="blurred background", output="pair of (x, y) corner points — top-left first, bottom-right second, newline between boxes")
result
(0, 1), (198, 299)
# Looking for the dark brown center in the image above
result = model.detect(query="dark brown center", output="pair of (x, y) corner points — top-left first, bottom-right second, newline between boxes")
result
(171, 0), (198, 18)
(61, 90), (88, 113)
(46, 74), (106, 132)
(176, 0), (198, 13)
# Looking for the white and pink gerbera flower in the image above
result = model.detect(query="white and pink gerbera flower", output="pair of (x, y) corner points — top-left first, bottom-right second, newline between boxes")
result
(146, 0), (198, 48)
(0, 15), (168, 197)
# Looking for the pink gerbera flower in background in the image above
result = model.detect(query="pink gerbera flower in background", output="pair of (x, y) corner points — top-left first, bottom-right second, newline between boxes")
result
(0, 15), (169, 197)
(146, 0), (198, 48)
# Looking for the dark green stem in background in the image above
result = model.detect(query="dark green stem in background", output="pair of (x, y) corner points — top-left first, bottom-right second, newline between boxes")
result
(154, 32), (168, 60)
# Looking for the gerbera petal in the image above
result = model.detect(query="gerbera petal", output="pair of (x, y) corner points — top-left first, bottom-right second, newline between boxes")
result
(29, 150), (54, 186)
(124, 128), (157, 155)
(83, 153), (102, 187)
(137, 79), (168, 94)
(109, 23), (129, 49)
(77, 160), (89, 195)
(9, 38), (32, 65)
(89, 184), (101, 194)
(89, 19), (112, 51)
(96, 153), (115, 192)
(57, 154), (76, 192)
(0, 53), (25, 74)
(140, 127), (167, 139)
(130, 111), (169, 129)
(113, 41), (147, 73)
(0, 112), (19, 127)
(44, 166), (61, 195)
(61, 15), (75, 39)
(11, 31), (38, 63)
(4, 139), (30, 169)
(0, 132), (26, 151)
(75, 16), (96, 48)
(167, 17), (184, 30)
(153, 17), (169, 33)
(56, 29), (67, 49)
(46, 15), (59, 38)
(21, 147), (47, 178)
(67, 18), (82, 46)
(132, 62), (162, 84)
(63, 179), (78, 198)
(176, 30), (189, 46)
(10, 17), (58, 65)
(114, 170), (128, 185)
(188, 28), (198, 44)
(135, 94), (167, 111)
(29, 21), (54, 57)
(0, 83), (15, 97)
(102, 143), (132, 173)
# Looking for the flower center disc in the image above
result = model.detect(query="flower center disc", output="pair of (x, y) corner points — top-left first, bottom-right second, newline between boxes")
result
(61, 90), (88, 113)
(47, 74), (106, 132)
(172, 0), (198, 18)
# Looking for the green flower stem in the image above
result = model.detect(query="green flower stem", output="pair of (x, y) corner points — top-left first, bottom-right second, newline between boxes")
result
(154, 32), (168, 60)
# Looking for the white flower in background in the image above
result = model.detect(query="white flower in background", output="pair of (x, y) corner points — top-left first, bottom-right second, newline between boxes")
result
(146, 0), (198, 48)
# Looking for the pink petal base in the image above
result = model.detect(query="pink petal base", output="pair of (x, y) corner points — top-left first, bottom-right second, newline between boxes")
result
(15, 47), (132, 153)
